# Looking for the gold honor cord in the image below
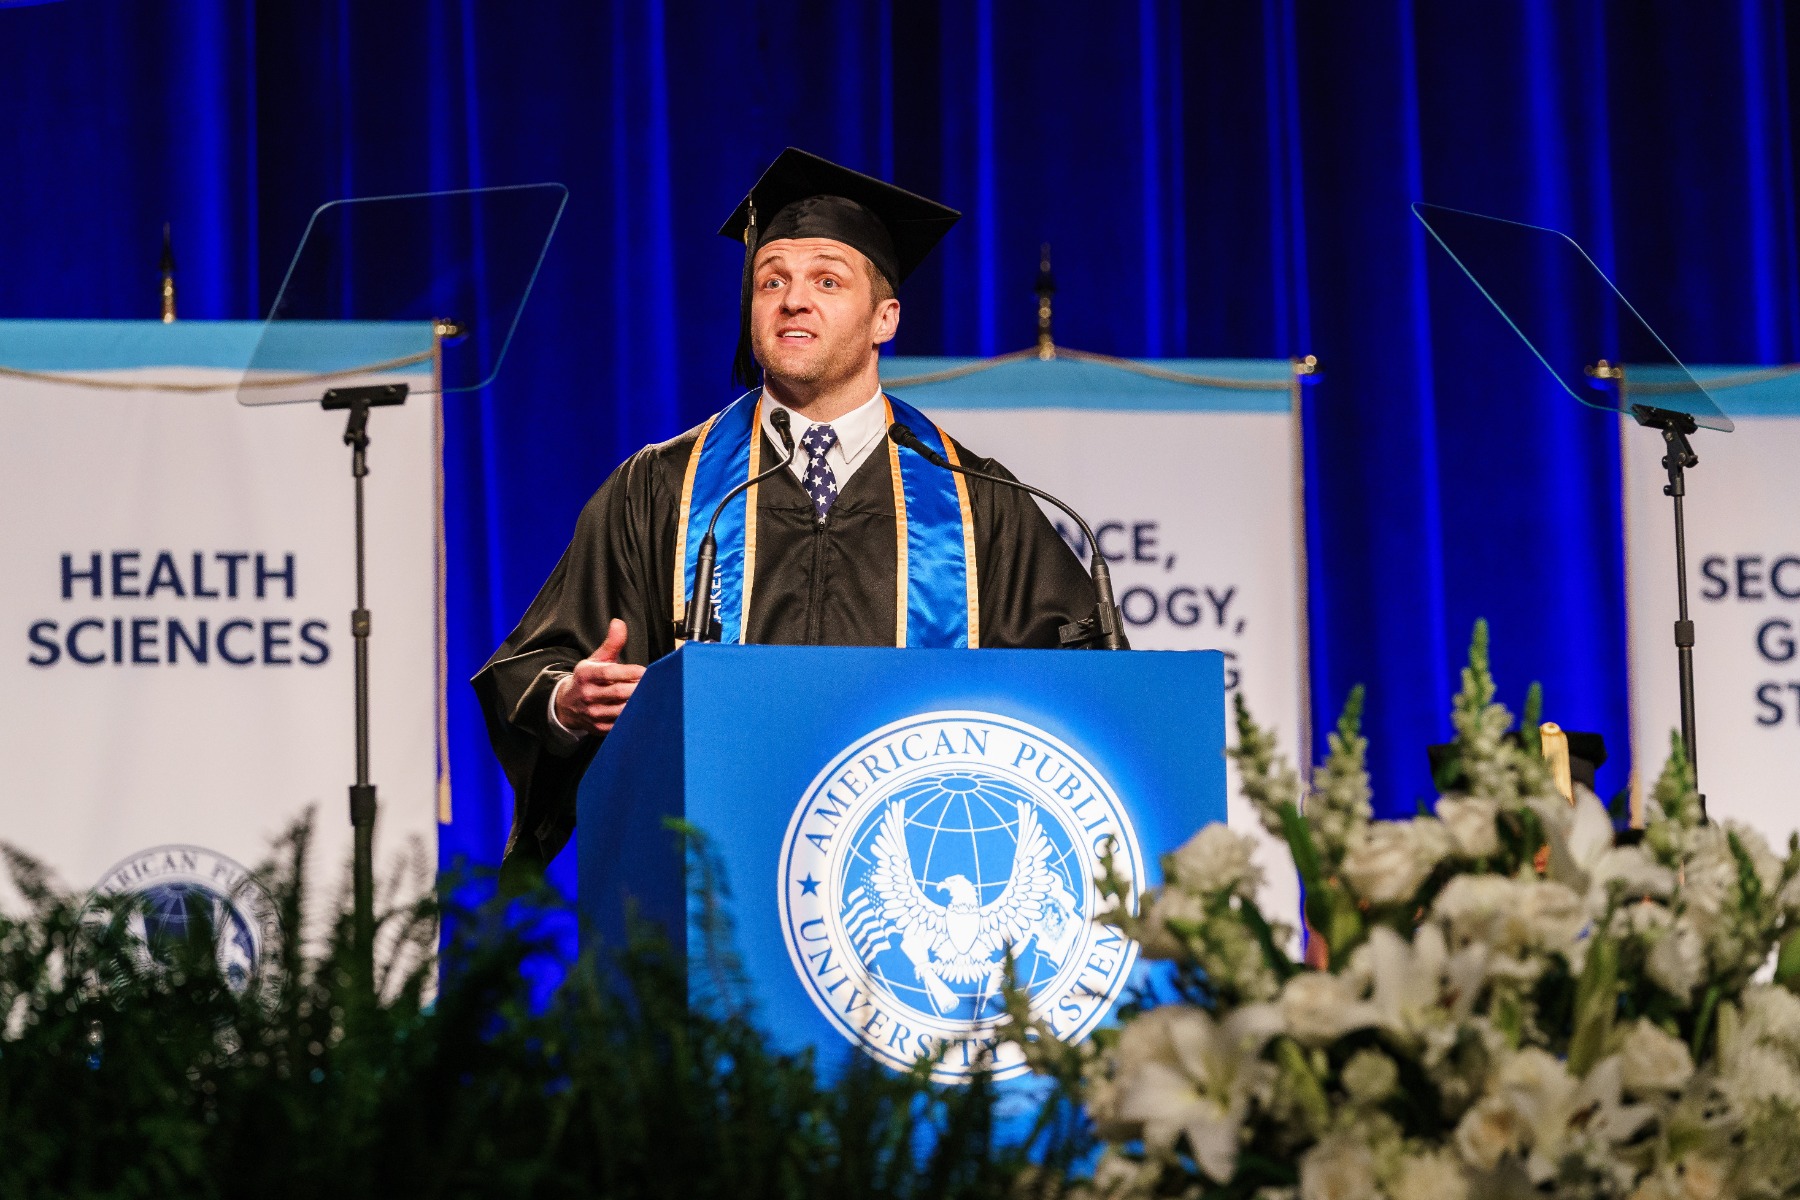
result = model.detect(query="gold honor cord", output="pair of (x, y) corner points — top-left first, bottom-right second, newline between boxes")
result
(0, 351), (436, 394)
(739, 399), (765, 641)
(885, 397), (909, 648)
(672, 414), (718, 627)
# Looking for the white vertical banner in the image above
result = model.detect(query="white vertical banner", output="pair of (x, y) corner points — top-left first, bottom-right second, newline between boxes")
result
(0, 322), (443, 955)
(1623, 367), (1800, 846)
(894, 354), (1310, 933)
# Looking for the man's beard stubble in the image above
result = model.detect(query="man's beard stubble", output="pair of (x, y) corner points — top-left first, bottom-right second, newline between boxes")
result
(753, 327), (874, 392)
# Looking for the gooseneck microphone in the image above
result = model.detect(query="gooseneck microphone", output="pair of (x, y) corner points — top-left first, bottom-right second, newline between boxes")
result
(886, 422), (1129, 650)
(682, 409), (798, 643)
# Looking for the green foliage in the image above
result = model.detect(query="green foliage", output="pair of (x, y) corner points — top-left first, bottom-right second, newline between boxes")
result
(1775, 927), (1800, 989)
(1567, 933), (1619, 1078)
(1273, 1037), (1329, 1136)
(1520, 680), (1544, 759)
(1440, 619), (1553, 805)
(1650, 730), (1702, 830)
(0, 819), (1076, 1200)
(1225, 686), (1376, 964)
(1309, 685), (1371, 870)
(1226, 691), (1304, 845)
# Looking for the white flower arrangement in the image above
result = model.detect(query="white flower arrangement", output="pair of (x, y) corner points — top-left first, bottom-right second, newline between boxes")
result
(1008, 622), (1800, 1200)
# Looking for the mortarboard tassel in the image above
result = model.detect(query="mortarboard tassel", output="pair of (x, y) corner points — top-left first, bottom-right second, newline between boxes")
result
(731, 199), (760, 388)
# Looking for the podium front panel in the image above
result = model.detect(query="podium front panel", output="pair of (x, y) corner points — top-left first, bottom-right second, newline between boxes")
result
(580, 645), (1225, 1083)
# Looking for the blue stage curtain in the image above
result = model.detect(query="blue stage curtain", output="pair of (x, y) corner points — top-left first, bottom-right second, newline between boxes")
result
(2, 0), (1796, 869)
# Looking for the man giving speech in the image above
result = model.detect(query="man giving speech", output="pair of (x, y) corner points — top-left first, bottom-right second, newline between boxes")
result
(475, 149), (1093, 878)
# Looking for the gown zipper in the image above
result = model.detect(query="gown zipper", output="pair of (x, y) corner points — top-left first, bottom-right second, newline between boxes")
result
(804, 510), (828, 643)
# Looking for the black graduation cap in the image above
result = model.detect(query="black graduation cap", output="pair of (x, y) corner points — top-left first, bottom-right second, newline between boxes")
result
(720, 148), (960, 387)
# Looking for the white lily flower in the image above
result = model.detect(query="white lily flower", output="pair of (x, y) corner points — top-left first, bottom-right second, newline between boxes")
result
(1534, 788), (1616, 891)
(1109, 1003), (1284, 1183)
(1456, 1050), (1653, 1186)
(1343, 925), (1482, 1057)
(1279, 969), (1380, 1047)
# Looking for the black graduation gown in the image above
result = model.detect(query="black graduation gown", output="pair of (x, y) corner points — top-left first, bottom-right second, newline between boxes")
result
(473, 418), (1096, 874)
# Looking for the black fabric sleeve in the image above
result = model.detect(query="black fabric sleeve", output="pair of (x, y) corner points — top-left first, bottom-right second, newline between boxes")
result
(955, 443), (1097, 649)
(471, 447), (667, 877)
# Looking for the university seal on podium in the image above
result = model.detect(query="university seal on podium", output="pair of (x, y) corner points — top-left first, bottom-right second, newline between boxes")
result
(778, 711), (1144, 1081)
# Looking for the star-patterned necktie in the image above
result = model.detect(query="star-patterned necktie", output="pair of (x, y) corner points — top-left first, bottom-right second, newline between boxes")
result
(800, 423), (839, 519)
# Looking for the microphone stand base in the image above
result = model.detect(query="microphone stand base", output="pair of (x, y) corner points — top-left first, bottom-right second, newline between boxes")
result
(671, 618), (723, 645)
(1058, 611), (1131, 650)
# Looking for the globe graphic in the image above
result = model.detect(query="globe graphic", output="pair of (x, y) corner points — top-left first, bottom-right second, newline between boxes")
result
(841, 768), (1084, 1023)
(129, 881), (259, 990)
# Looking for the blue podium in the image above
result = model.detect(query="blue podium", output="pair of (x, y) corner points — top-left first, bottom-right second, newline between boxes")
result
(578, 645), (1224, 1082)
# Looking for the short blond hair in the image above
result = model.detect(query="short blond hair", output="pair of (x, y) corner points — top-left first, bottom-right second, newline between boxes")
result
(866, 255), (896, 307)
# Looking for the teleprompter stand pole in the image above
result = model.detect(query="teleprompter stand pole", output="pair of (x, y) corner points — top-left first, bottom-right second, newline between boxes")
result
(321, 381), (409, 991)
(1632, 403), (1706, 819)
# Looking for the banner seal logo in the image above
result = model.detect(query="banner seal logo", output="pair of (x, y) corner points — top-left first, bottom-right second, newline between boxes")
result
(94, 844), (279, 991)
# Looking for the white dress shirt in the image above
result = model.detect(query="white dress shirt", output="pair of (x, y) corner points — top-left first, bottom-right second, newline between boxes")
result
(761, 388), (889, 488)
(547, 386), (891, 746)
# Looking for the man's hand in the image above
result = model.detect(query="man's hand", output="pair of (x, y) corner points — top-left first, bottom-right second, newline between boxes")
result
(552, 619), (644, 736)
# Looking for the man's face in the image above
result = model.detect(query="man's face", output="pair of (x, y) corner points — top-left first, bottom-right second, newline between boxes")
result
(750, 238), (900, 389)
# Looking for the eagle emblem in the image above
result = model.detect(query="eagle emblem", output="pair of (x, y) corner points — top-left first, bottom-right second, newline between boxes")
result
(780, 712), (1145, 1080)
(842, 797), (1082, 1015)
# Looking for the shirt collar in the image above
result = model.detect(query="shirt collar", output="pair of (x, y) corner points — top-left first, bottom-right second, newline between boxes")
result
(760, 387), (887, 460)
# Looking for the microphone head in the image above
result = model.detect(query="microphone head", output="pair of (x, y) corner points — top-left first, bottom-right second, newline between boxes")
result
(769, 407), (796, 453)
(887, 421), (949, 466)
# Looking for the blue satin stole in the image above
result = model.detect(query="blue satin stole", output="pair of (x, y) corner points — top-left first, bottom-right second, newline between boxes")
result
(674, 391), (979, 647)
